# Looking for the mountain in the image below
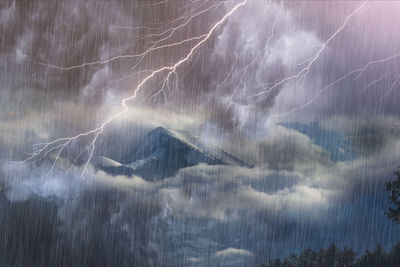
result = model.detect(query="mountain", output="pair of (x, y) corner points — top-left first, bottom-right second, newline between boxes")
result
(94, 127), (249, 180)
(280, 122), (356, 162)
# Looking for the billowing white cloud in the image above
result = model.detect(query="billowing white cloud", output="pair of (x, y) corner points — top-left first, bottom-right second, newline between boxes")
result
(215, 247), (254, 258)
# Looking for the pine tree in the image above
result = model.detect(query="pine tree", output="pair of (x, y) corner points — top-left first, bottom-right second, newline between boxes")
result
(385, 169), (400, 223)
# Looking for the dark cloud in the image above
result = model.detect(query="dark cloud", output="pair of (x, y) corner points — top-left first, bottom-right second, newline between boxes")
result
(2, 0), (400, 266)
(0, 187), (163, 267)
(2, 0), (400, 137)
(2, 114), (400, 265)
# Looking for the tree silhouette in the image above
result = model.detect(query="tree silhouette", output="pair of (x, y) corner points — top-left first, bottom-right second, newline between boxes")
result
(260, 168), (400, 267)
(385, 169), (400, 223)
(337, 247), (356, 267)
(324, 244), (339, 267)
(297, 248), (317, 267)
(260, 243), (400, 267)
(357, 245), (387, 267)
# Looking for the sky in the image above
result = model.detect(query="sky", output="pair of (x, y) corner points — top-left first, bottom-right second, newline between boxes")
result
(1, 0), (400, 266)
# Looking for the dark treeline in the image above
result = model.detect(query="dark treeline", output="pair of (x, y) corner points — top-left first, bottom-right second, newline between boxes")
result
(261, 169), (400, 267)
(260, 242), (400, 267)
(260, 169), (400, 267)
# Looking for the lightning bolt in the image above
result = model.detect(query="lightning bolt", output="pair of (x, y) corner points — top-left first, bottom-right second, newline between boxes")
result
(37, 2), (225, 71)
(380, 74), (400, 103)
(151, 51), (201, 104)
(83, 69), (152, 100)
(146, 2), (224, 43)
(26, 0), (248, 176)
(225, 2), (279, 110)
(256, 1), (367, 98)
(360, 74), (386, 92)
(269, 52), (400, 118)
(38, 35), (207, 71)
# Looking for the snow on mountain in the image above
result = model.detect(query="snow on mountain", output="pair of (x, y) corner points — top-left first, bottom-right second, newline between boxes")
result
(94, 127), (249, 180)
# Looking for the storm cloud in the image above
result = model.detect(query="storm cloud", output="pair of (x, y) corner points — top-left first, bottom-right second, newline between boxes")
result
(2, 0), (400, 266)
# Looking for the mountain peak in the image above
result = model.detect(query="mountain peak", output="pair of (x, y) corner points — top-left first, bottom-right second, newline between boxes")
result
(95, 126), (250, 180)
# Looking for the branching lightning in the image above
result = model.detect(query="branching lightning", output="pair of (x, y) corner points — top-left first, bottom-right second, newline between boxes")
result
(25, 0), (399, 177)
(380, 74), (400, 103)
(38, 2), (225, 71)
(26, 0), (247, 176)
(361, 74), (386, 92)
(255, 1), (367, 98)
(226, 2), (279, 110)
(269, 52), (400, 118)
